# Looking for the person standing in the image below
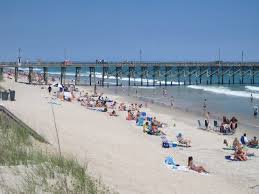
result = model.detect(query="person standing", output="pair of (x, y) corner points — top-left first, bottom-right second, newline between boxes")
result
(251, 93), (253, 103)
(163, 88), (167, 97)
(254, 106), (258, 117)
(203, 98), (207, 112)
(48, 85), (52, 94)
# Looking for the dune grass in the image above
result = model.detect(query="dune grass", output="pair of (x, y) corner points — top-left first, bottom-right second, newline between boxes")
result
(0, 112), (115, 194)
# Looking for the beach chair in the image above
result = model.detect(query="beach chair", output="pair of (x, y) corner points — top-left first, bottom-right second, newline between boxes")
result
(213, 120), (219, 131)
(197, 120), (206, 130)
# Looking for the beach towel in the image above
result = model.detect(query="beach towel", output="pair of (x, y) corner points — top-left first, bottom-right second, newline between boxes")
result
(225, 155), (251, 161)
(225, 155), (239, 161)
(147, 130), (161, 136)
(246, 145), (259, 149)
(222, 147), (235, 150)
(161, 136), (178, 148)
(86, 107), (104, 112)
(177, 143), (191, 148)
(48, 101), (61, 105)
(164, 156), (189, 172)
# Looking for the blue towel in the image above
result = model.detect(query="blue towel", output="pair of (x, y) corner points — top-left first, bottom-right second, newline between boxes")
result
(141, 112), (147, 117)
(165, 156), (176, 165)
(137, 117), (144, 126)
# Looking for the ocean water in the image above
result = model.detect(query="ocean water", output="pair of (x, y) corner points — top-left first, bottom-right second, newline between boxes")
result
(11, 67), (259, 130)
(103, 85), (259, 131)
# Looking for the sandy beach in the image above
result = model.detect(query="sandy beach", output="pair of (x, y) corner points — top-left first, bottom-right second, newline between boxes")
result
(1, 76), (259, 194)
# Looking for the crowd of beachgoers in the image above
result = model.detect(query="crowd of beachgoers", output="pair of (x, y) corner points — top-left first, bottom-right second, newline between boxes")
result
(46, 81), (259, 173)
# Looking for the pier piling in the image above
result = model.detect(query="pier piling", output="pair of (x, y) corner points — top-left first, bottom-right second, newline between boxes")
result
(75, 67), (81, 85)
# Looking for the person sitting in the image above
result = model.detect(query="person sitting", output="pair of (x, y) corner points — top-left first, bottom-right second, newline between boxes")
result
(230, 116), (238, 130)
(80, 99), (87, 106)
(126, 110), (134, 120)
(102, 105), (108, 112)
(151, 123), (158, 133)
(240, 133), (248, 145)
(220, 116), (232, 133)
(110, 101), (117, 109)
(177, 133), (191, 147)
(234, 145), (247, 161)
(188, 156), (208, 173)
(233, 137), (241, 150)
(223, 139), (229, 147)
(205, 119), (209, 129)
(109, 110), (118, 116)
(135, 111), (140, 121)
(119, 103), (126, 111)
(248, 136), (258, 147)
(143, 122), (150, 133)
(152, 117), (162, 128)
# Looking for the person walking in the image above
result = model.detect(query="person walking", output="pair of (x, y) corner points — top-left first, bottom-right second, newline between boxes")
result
(48, 85), (52, 94)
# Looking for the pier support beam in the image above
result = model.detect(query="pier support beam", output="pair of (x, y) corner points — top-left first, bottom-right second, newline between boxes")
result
(241, 66), (244, 84)
(210, 67), (213, 84)
(199, 67), (202, 84)
(43, 67), (48, 85)
(115, 66), (121, 86)
(28, 67), (33, 84)
(152, 66), (159, 86)
(188, 67), (192, 85)
(14, 67), (18, 82)
(102, 66), (108, 87)
(177, 67), (180, 86)
(232, 66), (235, 84)
(128, 66), (135, 86)
(221, 66), (224, 84)
(75, 67), (81, 85)
(89, 67), (95, 86)
(217, 67), (220, 84)
(165, 66), (171, 86)
(60, 66), (66, 85)
(252, 66), (255, 85)
(140, 66), (146, 86)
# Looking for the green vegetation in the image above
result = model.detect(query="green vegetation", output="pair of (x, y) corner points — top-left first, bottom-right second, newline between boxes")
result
(0, 112), (115, 194)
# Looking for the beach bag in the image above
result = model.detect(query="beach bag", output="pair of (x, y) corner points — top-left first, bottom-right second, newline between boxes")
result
(162, 141), (170, 148)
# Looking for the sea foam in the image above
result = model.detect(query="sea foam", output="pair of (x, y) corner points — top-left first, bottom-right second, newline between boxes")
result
(188, 85), (259, 99)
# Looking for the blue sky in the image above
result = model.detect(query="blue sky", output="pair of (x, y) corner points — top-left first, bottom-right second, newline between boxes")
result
(0, 0), (258, 61)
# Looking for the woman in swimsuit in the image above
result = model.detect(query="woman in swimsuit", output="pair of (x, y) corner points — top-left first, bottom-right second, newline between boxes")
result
(234, 145), (247, 161)
(188, 156), (208, 173)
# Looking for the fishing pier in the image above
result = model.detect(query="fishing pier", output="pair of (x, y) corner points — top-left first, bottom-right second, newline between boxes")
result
(0, 61), (259, 86)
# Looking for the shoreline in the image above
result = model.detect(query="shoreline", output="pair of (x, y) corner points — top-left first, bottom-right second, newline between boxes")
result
(97, 85), (259, 137)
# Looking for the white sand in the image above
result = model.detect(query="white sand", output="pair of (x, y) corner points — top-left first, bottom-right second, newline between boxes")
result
(1, 77), (259, 194)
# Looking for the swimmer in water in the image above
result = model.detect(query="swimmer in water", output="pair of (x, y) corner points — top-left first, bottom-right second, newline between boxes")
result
(170, 96), (174, 108)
